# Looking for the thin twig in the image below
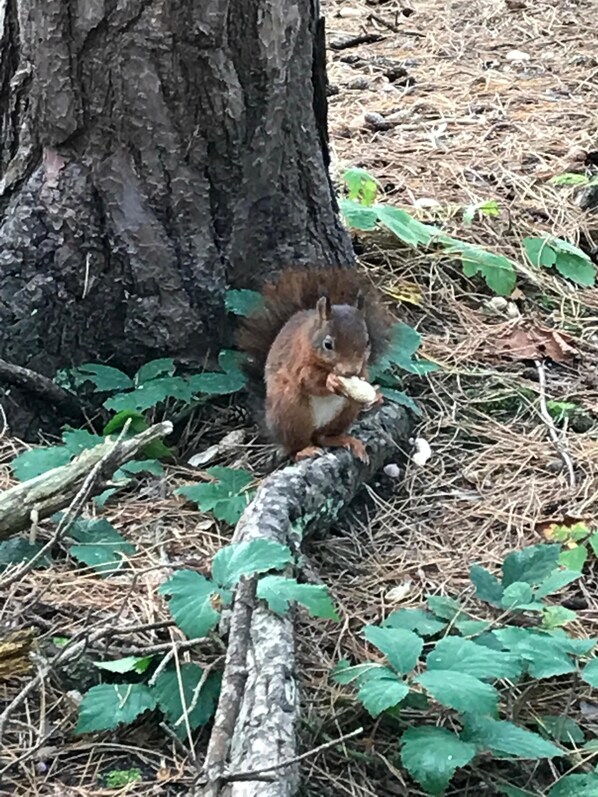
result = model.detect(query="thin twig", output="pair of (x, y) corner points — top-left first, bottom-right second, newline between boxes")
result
(535, 361), (576, 489)
(226, 726), (364, 781)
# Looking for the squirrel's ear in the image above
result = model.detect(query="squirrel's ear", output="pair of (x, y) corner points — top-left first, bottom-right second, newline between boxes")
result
(355, 290), (365, 313)
(316, 294), (331, 322)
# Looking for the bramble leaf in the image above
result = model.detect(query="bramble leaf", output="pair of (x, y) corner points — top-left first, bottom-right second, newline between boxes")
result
(152, 664), (221, 737)
(75, 684), (157, 734)
(400, 726), (476, 796)
(363, 626), (423, 675)
(462, 715), (562, 759)
(357, 669), (409, 717)
(415, 670), (499, 715)
(212, 540), (292, 589)
(502, 544), (560, 587)
(257, 576), (338, 620)
(427, 637), (522, 681)
(470, 564), (504, 606)
(159, 570), (225, 638)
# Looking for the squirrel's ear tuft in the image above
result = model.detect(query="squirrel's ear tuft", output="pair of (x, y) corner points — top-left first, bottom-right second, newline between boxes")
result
(316, 293), (331, 322)
(355, 290), (365, 313)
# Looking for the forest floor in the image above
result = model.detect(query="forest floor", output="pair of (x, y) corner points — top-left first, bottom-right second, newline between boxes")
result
(2, 0), (598, 795)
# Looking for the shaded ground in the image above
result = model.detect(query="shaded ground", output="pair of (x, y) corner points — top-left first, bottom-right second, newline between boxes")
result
(2, 0), (598, 794)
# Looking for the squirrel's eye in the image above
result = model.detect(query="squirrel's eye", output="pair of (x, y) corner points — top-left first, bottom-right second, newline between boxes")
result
(323, 336), (334, 351)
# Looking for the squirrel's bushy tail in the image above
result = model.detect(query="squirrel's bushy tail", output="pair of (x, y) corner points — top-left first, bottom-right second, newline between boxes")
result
(236, 267), (391, 390)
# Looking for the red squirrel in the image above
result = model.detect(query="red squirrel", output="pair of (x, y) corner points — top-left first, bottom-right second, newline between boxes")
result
(237, 268), (391, 463)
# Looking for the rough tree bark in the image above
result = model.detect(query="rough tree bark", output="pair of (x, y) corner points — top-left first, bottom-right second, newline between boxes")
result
(0, 0), (354, 437)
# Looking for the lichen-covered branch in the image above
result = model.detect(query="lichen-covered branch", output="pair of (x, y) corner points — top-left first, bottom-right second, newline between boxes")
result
(0, 421), (173, 539)
(200, 403), (412, 797)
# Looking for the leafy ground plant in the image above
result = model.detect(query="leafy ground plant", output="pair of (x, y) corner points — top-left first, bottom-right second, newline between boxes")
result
(333, 543), (598, 795)
(340, 167), (596, 295)
(75, 537), (338, 736)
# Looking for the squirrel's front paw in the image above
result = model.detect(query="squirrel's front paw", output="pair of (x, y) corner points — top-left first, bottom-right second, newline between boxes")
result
(325, 372), (345, 395)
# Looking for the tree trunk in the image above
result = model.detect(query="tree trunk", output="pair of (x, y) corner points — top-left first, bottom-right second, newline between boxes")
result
(0, 0), (354, 438)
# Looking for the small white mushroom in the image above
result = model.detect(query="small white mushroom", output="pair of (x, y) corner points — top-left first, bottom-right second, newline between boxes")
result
(411, 437), (432, 467)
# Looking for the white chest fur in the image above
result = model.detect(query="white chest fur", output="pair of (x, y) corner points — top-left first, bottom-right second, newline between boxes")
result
(309, 394), (348, 430)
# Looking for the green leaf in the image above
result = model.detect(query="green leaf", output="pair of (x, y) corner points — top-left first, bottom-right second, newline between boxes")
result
(427, 637), (522, 681)
(339, 198), (378, 231)
(581, 658), (598, 687)
(427, 595), (463, 621)
(550, 173), (589, 186)
(546, 630), (596, 656)
(331, 660), (386, 685)
(187, 370), (246, 396)
(103, 410), (148, 436)
(75, 684), (157, 734)
(379, 387), (421, 415)
(536, 715), (585, 744)
(0, 538), (52, 570)
(104, 376), (195, 412)
(549, 774), (598, 797)
(536, 568), (581, 598)
(212, 539), (291, 589)
(502, 544), (560, 587)
(135, 358), (176, 385)
(454, 618), (491, 636)
(501, 581), (542, 611)
(542, 606), (577, 629)
(384, 608), (446, 637)
(152, 664), (221, 737)
(375, 204), (444, 247)
(400, 727), (476, 796)
(93, 655), (153, 674)
(177, 467), (255, 525)
(589, 533), (598, 557)
(225, 289), (264, 317)
(462, 715), (562, 759)
(66, 364), (134, 392)
(343, 167), (380, 205)
(553, 252), (596, 287)
(158, 570), (224, 638)
(362, 626), (423, 675)
(559, 545), (588, 571)
(67, 518), (136, 576)
(62, 429), (105, 453)
(470, 564), (504, 607)
(415, 670), (499, 715)
(492, 627), (575, 679)
(523, 237), (557, 268)
(449, 243), (516, 295)
(524, 236), (596, 287)
(357, 669), (410, 717)
(11, 445), (73, 480)
(257, 576), (338, 620)
(218, 349), (245, 375)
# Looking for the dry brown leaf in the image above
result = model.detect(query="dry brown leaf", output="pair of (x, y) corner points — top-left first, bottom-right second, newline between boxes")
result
(491, 322), (578, 363)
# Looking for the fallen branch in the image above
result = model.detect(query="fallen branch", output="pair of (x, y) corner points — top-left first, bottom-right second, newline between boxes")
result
(200, 402), (412, 797)
(0, 421), (173, 539)
(0, 357), (84, 420)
